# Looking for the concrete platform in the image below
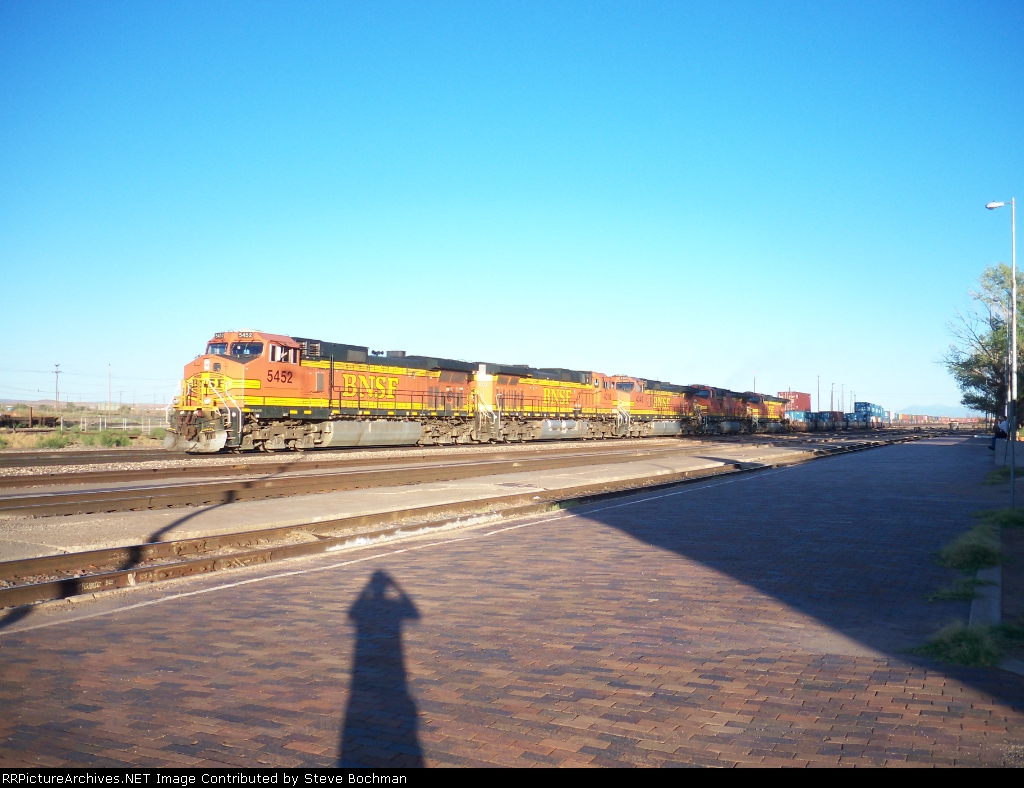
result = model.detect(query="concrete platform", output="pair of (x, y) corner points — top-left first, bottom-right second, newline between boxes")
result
(0, 443), (813, 561)
(994, 438), (1024, 467)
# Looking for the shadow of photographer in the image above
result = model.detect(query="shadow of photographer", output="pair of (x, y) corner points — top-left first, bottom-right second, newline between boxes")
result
(339, 570), (422, 767)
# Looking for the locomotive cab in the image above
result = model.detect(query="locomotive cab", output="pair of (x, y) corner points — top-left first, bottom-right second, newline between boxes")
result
(167, 330), (303, 453)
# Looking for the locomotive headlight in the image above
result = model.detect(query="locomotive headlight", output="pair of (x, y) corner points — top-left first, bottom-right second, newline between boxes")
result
(172, 397), (180, 405)
(204, 398), (212, 405)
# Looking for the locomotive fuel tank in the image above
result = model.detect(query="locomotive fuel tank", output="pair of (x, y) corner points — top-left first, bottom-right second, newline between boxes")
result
(538, 419), (588, 440)
(316, 420), (423, 448)
(646, 420), (684, 436)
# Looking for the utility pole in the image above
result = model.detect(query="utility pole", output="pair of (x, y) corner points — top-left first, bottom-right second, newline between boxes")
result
(753, 371), (756, 393)
(831, 383), (834, 411)
(841, 383), (844, 413)
(108, 364), (112, 414)
(54, 364), (61, 412)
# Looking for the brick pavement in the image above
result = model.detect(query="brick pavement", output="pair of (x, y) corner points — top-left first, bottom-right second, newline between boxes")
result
(1, 436), (1023, 767)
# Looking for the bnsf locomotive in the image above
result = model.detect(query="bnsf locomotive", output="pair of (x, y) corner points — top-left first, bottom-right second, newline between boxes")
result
(166, 330), (790, 453)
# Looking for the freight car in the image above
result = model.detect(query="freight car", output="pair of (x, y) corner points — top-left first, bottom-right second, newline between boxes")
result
(166, 330), (790, 453)
(0, 413), (60, 429)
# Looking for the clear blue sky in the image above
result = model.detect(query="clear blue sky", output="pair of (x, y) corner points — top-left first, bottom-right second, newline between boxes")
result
(2, 1), (1021, 413)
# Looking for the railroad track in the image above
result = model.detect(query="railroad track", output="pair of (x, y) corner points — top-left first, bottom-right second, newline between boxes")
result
(0, 438), (726, 489)
(0, 444), (718, 517)
(0, 431), (938, 518)
(0, 448), (174, 469)
(0, 433), (926, 611)
(0, 428), (938, 470)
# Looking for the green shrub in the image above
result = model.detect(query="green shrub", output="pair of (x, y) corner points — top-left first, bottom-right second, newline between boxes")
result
(937, 525), (1002, 572)
(928, 577), (993, 602)
(974, 508), (1024, 528)
(148, 427), (167, 440)
(101, 431), (132, 447)
(0, 436), (8, 449)
(997, 622), (1024, 643)
(909, 624), (1001, 667)
(982, 466), (1024, 485)
(909, 622), (1024, 667)
(82, 430), (132, 448)
(36, 433), (73, 449)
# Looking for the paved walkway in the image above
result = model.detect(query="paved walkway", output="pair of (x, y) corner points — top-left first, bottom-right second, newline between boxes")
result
(1, 436), (1023, 767)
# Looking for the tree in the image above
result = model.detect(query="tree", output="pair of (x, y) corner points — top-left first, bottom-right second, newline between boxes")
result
(945, 263), (1024, 422)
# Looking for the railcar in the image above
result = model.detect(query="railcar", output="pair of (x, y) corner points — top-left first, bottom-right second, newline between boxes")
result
(166, 330), (790, 452)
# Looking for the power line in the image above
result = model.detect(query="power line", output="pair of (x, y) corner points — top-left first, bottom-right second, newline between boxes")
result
(0, 367), (177, 382)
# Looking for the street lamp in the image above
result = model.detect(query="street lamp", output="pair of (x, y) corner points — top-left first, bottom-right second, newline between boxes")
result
(988, 198), (1017, 506)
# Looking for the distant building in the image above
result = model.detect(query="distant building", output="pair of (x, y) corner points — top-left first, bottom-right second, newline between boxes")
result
(778, 391), (811, 412)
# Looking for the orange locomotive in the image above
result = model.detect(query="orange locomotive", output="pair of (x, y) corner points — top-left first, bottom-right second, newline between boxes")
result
(167, 330), (789, 452)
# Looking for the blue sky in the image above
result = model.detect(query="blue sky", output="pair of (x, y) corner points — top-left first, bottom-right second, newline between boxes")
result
(1, 1), (1021, 413)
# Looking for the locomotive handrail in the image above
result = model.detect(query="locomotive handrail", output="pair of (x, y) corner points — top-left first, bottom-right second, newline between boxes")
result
(207, 380), (241, 415)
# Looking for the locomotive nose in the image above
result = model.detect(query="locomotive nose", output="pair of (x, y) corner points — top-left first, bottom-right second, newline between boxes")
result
(165, 407), (229, 453)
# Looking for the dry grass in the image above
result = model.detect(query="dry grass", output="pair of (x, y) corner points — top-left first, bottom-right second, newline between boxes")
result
(0, 429), (165, 451)
(0, 431), (52, 450)
(937, 524), (1003, 572)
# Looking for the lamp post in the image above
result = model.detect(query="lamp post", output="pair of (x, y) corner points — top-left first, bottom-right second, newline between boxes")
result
(988, 198), (1017, 507)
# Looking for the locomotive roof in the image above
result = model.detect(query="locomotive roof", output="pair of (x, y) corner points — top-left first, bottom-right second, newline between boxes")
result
(643, 379), (694, 394)
(287, 334), (705, 390)
(210, 330), (299, 347)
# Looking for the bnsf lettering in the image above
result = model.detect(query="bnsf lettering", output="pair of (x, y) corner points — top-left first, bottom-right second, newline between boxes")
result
(542, 389), (572, 406)
(653, 395), (671, 408)
(341, 374), (401, 399)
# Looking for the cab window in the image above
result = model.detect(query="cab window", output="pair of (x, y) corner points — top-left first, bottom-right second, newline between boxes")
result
(207, 342), (228, 355)
(615, 382), (635, 392)
(229, 342), (264, 358)
(269, 345), (298, 363)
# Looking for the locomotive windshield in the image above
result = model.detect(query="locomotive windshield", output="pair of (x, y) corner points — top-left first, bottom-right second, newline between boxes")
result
(207, 342), (228, 355)
(229, 342), (264, 359)
(615, 382), (635, 392)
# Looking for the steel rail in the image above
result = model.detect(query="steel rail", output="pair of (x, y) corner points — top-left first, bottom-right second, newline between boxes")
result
(0, 444), (720, 518)
(0, 430), (935, 517)
(0, 434), (926, 610)
(0, 440), (721, 490)
(0, 448), (175, 469)
(0, 426), (939, 470)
